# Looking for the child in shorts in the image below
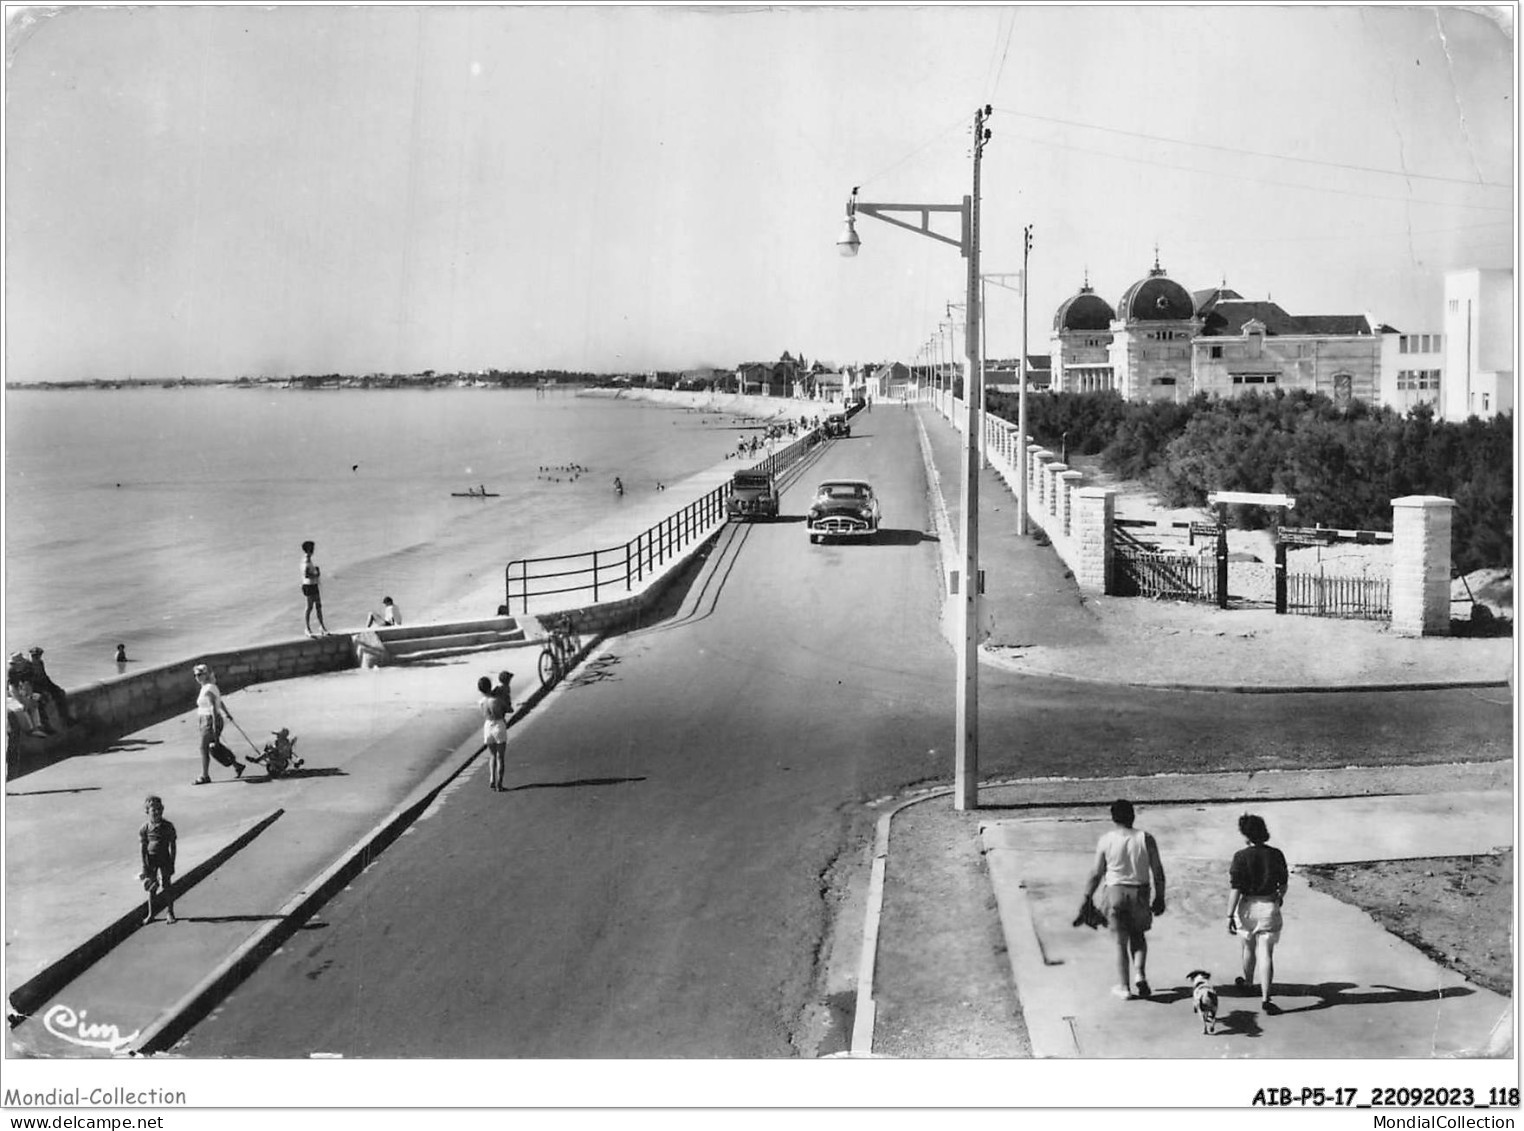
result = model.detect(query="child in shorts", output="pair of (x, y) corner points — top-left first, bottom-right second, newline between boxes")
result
(139, 795), (178, 924)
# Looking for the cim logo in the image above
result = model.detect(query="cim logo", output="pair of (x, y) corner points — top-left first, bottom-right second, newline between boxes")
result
(42, 1003), (140, 1053)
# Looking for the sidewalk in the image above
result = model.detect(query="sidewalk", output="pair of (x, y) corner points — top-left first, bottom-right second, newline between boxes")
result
(864, 404), (1515, 1060)
(981, 784), (1512, 1059)
(915, 403), (1514, 691)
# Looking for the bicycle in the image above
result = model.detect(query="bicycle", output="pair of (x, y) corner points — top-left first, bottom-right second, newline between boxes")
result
(537, 614), (581, 687)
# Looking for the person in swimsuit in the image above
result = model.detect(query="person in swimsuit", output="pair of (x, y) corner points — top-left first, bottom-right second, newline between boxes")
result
(301, 540), (329, 636)
(478, 675), (508, 792)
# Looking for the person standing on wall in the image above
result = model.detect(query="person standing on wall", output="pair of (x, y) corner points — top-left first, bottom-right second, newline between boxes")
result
(301, 540), (329, 637)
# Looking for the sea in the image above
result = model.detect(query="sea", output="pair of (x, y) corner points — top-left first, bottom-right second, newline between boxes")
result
(3, 386), (766, 687)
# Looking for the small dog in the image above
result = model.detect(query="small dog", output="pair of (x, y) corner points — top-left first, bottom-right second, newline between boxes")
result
(1186, 969), (1218, 1034)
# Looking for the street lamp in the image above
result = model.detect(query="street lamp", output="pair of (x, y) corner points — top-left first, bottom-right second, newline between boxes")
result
(837, 105), (991, 811)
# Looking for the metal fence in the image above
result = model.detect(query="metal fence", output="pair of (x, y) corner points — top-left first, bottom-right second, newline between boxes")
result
(1114, 549), (1219, 604)
(1285, 571), (1391, 620)
(502, 427), (827, 614)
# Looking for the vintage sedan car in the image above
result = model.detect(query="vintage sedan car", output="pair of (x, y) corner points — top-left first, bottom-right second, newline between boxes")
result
(726, 470), (779, 521)
(806, 479), (880, 543)
(823, 413), (850, 438)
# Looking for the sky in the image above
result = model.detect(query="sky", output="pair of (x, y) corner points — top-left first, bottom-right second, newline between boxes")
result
(3, 3), (1515, 382)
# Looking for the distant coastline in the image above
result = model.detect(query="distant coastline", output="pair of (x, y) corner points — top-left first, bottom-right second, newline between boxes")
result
(6, 373), (607, 392)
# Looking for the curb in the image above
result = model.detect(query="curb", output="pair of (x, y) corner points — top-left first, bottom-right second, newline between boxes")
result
(849, 785), (953, 1058)
(129, 634), (602, 1055)
(6, 809), (286, 1026)
(979, 653), (1511, 694)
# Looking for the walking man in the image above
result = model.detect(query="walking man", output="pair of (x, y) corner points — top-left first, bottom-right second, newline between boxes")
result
(1081, 799), (1167, 1000)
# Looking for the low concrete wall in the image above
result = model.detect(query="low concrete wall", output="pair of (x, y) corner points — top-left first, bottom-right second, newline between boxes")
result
(9, 636), (354, 772)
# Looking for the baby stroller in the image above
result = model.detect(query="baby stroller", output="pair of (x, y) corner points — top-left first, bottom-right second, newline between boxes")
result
(248, 728), (303, 778)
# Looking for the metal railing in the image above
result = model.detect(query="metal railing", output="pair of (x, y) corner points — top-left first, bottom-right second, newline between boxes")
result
(1285, 572), (1391, 620)
(502, 426), (827, 614)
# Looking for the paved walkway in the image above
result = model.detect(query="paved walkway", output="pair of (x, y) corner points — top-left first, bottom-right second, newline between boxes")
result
(981, 787), (1512, 1059)
(3, 395), (1513, 1062)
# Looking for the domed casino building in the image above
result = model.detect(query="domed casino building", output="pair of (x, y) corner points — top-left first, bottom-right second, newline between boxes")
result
(1049, 275), (1117, 394)
(1108, 254), (1201, 401)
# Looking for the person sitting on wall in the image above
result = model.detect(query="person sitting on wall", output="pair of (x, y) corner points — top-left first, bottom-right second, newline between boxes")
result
(6, 652), (45, 736)
(27, 647), (71, 729)
(366, 596), (401, 628)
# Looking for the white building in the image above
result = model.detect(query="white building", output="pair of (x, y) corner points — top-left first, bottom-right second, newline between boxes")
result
(1377, 328), (1444, 415)
(1441, 268), (1513, 420)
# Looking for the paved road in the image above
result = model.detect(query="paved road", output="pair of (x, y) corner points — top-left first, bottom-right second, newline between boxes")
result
(166, 408), (1510, 1056)
(175, 409), (956, 1056)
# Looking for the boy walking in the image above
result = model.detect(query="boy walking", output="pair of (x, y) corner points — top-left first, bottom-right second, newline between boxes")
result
(139, 795), (178, 924)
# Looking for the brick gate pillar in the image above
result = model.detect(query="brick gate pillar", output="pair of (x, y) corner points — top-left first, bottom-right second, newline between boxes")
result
(1058, 470), (1084, 538)
(1074, 487), (1115, 594)
(1030, 450), (1053, 518)
(1390, 495), (1455, 637)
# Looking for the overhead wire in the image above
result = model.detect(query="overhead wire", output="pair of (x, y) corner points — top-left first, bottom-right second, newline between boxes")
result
(997, 126), (1515, 214)
(994, 106), (1512, 191)
(853, 113), (970, 194)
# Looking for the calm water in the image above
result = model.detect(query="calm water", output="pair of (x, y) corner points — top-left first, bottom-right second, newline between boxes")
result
(3, 387), (755, 686)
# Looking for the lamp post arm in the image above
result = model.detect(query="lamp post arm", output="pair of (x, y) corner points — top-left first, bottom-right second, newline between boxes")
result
(854, 201), (970, 255)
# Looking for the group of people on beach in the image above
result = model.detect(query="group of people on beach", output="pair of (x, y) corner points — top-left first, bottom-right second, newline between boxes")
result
(1081, 799), (1289, 1011)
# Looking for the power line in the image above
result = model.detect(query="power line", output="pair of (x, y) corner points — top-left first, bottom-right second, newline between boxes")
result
(855, 113), (971, 193)
(988, 10), (1016, 101)
(1001, 127), (1515, 213)
(995, 106), (1513, 191)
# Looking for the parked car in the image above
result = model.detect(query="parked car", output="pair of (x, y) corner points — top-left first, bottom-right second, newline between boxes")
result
(806, 479), (880, 543)
(726, 470), (779, 521)
(823, 413), (850, 438)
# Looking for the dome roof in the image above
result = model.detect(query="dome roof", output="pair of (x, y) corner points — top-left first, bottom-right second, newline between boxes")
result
(1053, 284), (1116, 332)
(1118, 262), (1195, 322)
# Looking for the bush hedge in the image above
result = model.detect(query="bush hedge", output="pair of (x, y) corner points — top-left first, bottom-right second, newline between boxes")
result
(982, 389), (1512, 575)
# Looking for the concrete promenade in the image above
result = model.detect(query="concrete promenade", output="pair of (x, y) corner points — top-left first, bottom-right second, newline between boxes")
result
(4, 394), (1514, 1062)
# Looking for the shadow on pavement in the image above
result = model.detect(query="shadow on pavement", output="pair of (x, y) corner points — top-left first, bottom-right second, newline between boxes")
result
(505, 776), (646, 792)
(240, 766), (348, 783)
(6, 785), (103, 797)
(1266, 981), (1475, 1015)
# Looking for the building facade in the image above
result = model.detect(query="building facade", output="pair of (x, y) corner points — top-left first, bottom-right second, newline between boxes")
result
(1107, 261), (1200, 401)
(1441, 268), (1514, 420)
(1049, 281), (1116, 393)
(1379, 329), (1445, 414)
(1046, 261), (1381, 406)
